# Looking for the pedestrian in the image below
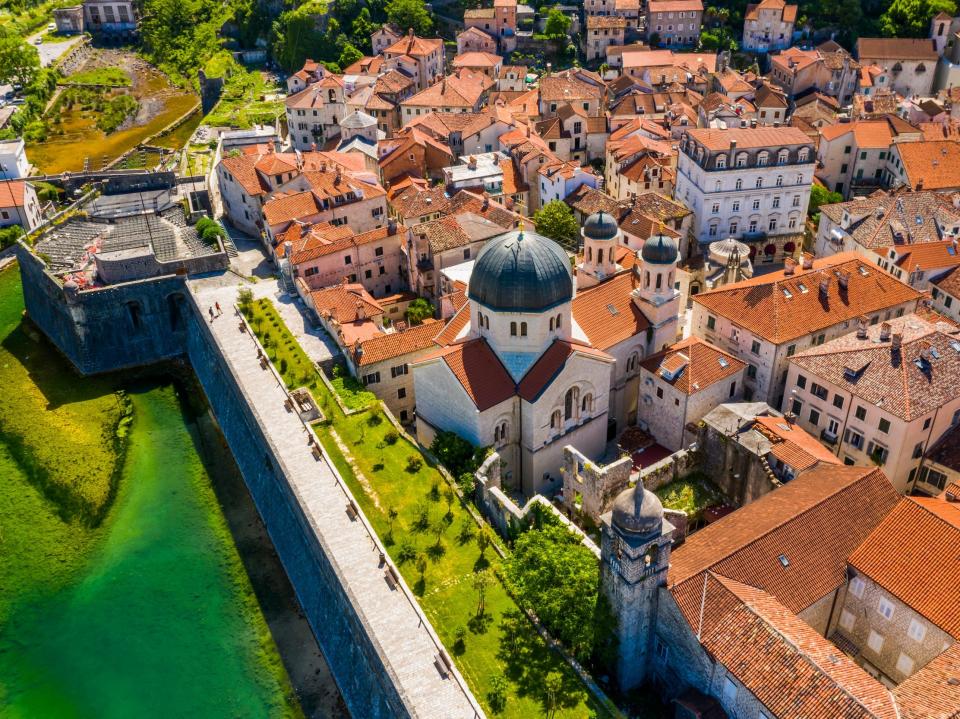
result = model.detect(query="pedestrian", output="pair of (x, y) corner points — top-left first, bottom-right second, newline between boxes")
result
(215, 301), (222, 315)
(208, 306), (215, 322)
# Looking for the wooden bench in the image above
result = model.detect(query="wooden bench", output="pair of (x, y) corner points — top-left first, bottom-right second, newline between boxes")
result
(384, 565), (399, 590)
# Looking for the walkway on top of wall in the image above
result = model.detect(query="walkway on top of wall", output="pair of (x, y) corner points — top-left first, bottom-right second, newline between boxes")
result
(187, 275), (482, 718)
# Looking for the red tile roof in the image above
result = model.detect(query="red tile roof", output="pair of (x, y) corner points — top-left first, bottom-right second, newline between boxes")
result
(753, 415), (842, 471)
(572, 272), (651, 350)
(669, 465), (900, 613)
(693, 253), (921, 344)
(416, 338), (515, 410)
(848, 495), (960, 638)
(641, 336), (745, 395)
(894, 642), (960, 719)
(0, 179), (27, 207)
(310, 283), (384, 324)
(355, 320), (441, 366)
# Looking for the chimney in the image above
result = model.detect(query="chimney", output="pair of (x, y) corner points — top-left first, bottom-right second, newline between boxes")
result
(784, 257), (797, 275)
(819, 274), (831, 296)
(482, 195), (489, 210)
(920, 340), (933, 361)
(856, 315), (868, 339)
(355, 300), (366, 321)
(880, 321), (892, 341)
(837, 270), (850, 290)
(801, 252), (814, 270)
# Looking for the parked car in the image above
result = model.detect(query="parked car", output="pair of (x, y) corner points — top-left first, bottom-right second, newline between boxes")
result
(33, 36), (43, 45)
(47, 23), (56, 32)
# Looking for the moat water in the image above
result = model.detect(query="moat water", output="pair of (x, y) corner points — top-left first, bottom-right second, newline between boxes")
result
(0, 266), (346, 718)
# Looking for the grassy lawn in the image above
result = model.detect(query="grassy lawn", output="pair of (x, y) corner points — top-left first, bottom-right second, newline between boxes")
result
(204, 65), (284, 129)
(327, 365), (377, 411)
(240, 295), (613, 719)
(654, 472), (725, 519)
(63, 67), (132, 86)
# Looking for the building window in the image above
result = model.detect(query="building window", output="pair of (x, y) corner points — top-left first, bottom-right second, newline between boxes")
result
(551, 409), (562, 429)
(896, 653), (915, 676)
(656, 387), (664, 399)
(510, 322), (517, 336)
(706, 315), (716, 331)
(362, 371), (381, 385)
(867, 630), (884, 654)
(850, 576), (865, 597)
(839, 609), (855, 631)
(809, 408), (820, 425)
(878, 418), (890, 433)
(755, 177), (763, 189)
(397, 387), (406, 399)
(747, 364), (757, 379)
(391, 364), (408, 378)
(811, 382), (828, 400)
(855, 405), (866, 421)
(907, 618), (927, 642)
(796, 374), (807, 389)
(520, 322), (527, 336)
(735, 178), (742, 190)
(846, 430), (864, 450)
(878, 596), (895, 620)
(564, 387), (579, 420)
(750, 340), (760, 354)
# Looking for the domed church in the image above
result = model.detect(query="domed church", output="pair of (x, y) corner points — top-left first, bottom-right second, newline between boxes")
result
(412, 214), (680, 497)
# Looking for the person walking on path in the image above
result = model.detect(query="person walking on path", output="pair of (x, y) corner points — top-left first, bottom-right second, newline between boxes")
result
(208, 307), (215, 322)
(215, 301), (222, 316)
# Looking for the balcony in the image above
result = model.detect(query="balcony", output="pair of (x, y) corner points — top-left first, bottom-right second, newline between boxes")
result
(821, 428), (838, 445)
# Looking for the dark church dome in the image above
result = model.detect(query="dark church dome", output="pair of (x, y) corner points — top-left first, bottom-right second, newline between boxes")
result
(582, 211), (619, 241)
(611, 482), (664, 536)
(641, 232), (679, 265)
(468, 229), (573, 312)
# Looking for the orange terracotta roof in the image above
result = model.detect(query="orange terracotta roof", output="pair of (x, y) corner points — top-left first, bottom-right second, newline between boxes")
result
(263, 190), (323, 227)
(878, 240), (960, 273)
(355, 320), (441, 366)
(517, 340), (613, 401)
(417, 338), (515, 410)
(753, 415), (842, 471)
(641, 336), (745, 395)
(0, 179), (27, 207)
(686, 125), (811, 151)
(572, 272), (651, 350)
(857, 37), (938, 61)
(894, 642), (960, 719)
(669, 465), (900, 611)
(310, 283), (384, 325)
(848, 495), (960, 638)
(220, 154), (271, 196)
(647, 0), (703, 10)
(693, 253), (922, 344)
(694, 575), (899, 719)
(384, 33), (443, 57)
(433, 303), (471, 346)
(897, 141), (960, 190)
(452, 51), (502, 68)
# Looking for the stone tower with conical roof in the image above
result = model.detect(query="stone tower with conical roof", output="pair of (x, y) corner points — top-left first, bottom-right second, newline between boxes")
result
(633, 225), (681, 353)
(577, 211), (621, 289)
(600, 479), (675, 690)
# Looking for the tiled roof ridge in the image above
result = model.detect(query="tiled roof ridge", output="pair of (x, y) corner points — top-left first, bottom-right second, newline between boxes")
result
(793, 325), (940, 358)
(671, 467), (885, 588)
(710, 573), (897, 718)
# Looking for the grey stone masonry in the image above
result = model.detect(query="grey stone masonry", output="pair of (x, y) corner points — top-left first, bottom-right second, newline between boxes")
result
(187, 280), (483, 719)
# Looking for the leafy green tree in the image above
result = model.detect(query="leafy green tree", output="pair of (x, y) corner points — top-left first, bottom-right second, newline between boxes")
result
(351, 7), (378, 50)
(139, 0), (225, 81)
(0, 29), (39, 87)
(503, 524), (616, 663)
(533, 200), (579, 248)
(809, 184), (843, 215)
(544, 6), (571, 36)
(880, 0), (956, 36)
(385, 0), (433, 35)
(272, 3), (337, 71)
(338, 42), (363, 69)
(405, 297), (434, 325)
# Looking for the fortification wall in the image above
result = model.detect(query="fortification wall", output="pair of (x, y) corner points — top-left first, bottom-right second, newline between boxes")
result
(184, 302), (422, 719)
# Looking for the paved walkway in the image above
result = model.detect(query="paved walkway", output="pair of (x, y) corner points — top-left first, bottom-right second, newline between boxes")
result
(188, 279), (482, 718)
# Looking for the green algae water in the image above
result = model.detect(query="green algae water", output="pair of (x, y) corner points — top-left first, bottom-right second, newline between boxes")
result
(0, 265), (304, 718)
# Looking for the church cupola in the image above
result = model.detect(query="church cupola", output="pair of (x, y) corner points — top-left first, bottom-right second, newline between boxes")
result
(633, 225), (681, 352)
(578, 211), (621, 289)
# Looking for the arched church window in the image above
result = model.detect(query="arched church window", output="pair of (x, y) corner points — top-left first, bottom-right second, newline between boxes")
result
(581, 393), (593, 413)
(510, 321), (517, 336)
(645, 271), (650, 288)
(597, 248), (604, 264)
(549, 317), (554, 331)
(644, 544), (659, 567)
(655, 273), (662, 289)
(587, 246), (593, 262)
(551, 410), (562, 429)
(564, 387), (579, 421)
(500, 422), (507, 440)
(520, 322), (527, 336)
(556, 314), (562, 328)
(494, 425), (500, 442)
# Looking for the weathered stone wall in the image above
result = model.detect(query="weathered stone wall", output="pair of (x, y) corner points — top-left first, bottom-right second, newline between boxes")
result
(185, 300), (413, 719)
(560, 445), (633, 521)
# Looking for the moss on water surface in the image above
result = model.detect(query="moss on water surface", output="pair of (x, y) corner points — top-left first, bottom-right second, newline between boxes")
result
(0, 266), (303, 718)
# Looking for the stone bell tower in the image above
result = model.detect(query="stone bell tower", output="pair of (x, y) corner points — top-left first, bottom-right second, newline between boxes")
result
(600, 479), (674, 690)
(633, 225), (680, 353)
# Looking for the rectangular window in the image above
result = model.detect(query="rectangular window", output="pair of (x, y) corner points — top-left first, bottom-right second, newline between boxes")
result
(706, 315), (716, 331)
(878, 596), (895, 620)
(896, 653), (915, 676)
(344, 255), (353, 265)
(839, 609), (855, 631)
(833, 395), (843, 409)
(811, 382), (828, 400)
(397, 387), (406, 399)
(855, 405), (866, 421)
(797, 374), (807, 389)
(907, 618), (926, 642)
(809, 408), (820, 425)
(747, 364), (757, 379)
(791, 399), (802, 416)
(362, 371), (381, 385)
(846, 430), (864, 450)
(390, 364), (408, 378)
(751, 340), (760, 354)
(375, 246), (384, 256)
(878, 418), (890, 433)
(867, 630), (884, 654)
(850, 576), (865, 598)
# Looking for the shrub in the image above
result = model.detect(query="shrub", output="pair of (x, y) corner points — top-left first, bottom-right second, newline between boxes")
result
(488, 674), (508, 713)
(406, 455), (423, 473)
(384, 430), (399, 445)
(397, 540), (418, 563)
(456, 471), (476, 497)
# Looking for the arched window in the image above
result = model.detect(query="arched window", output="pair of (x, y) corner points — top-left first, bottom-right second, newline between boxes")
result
(500, 422), (507, 440)
(494, 425), (500, 442)
(778, 149), (789, 165)
(798, 148), (809, 162)
(645, 271), (650, 288)
(715, 180), (722, 191)
(520, 322), (527, 336)
(736, 152), (748, 167)
(581, 393), (593, 413)
(587, 246), (593, 262)
(715, 156), (726, 169)
(776, 175), (783, 187)
(551, 409), (562, 429)
(564, 387), (579, 420)
(735, 178), (743, 190)
(796, 174), (804, 185)
(755, 177), (763, 189)
(757, 151), (768, 166)
(556, 314), (562, 328)
(597, 248), (604, 264)
(549, 317), (554, 331)
(510, 321), (517, 336)
(655, 273), (662, 289)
